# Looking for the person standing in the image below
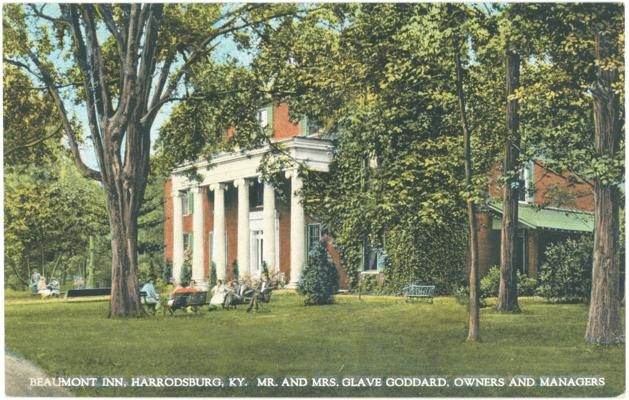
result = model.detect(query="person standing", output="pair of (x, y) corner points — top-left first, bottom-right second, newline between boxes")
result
(30, 270), (41, 294)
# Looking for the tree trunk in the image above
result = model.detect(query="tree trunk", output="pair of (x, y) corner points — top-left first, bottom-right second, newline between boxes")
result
(107, 185), (144, 318)
(497, 49), (521, 313)
(455, 46), (480, 342)
(585, 32), (623, 345)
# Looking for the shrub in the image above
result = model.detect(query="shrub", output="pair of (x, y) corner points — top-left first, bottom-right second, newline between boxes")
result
(480, 266), (501, 299)
(232, 261), (239, 281)
(300, 240), (339, 305)
(210, 261), (217, 286)
(480, 266), (538, 299)
(518, 272), (537, 296)
(537, 235), (593, 303)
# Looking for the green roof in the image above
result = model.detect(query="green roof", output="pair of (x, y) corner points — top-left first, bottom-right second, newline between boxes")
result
(487, 201), (594, 233)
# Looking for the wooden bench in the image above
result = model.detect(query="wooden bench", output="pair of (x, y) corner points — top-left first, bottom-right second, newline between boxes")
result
(402, 284), (435, 303)
(165, 291), (208, 316)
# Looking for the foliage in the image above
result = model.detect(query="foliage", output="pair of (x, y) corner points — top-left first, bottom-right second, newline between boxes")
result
(518, 273), (538, 296)
(300, 241), (339, 305)
(383, 223), (467, 295)
(537, 236), (593, 303)
(480, 267), (502, 300)
(210, 262), (217, 287)
(3, 66), (66, 168)
(180, 247), (193, 287)
(138, 161), (167, 282)
(4, 158), (110, 288)
(232, 261), (239, 282)
(480, 266), (539, 299)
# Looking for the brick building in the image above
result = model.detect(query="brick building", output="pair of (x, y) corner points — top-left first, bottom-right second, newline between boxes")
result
(164, 103), (594, 289)
(476, 162), (594, 277)
(164, 104), (348, 289)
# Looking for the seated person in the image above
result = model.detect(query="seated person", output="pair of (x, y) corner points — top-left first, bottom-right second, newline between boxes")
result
(48, 278), (61, 297)
(141, 278), (160, 309)
(209, 280), (228, 310)
(167, 280), (199, 308)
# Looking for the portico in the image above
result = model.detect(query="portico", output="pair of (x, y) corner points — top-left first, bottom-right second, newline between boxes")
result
(169, 137), (333, 289)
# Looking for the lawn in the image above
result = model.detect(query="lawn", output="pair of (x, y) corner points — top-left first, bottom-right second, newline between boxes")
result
(4, 293), (625, 397)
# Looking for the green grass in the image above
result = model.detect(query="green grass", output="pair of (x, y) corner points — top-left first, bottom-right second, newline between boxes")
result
(4, 294), (624, 397)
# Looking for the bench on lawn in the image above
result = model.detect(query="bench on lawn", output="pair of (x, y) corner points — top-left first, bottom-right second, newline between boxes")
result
(165, 291), (208, 316)
(402, 284), (435, 303)
(65, 288), (111, 298)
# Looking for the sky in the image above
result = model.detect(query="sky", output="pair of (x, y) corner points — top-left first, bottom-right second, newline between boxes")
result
(22, 4), (253, 170)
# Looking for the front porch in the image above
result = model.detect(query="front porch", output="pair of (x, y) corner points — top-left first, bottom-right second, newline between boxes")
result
(168, 136), (334, 289)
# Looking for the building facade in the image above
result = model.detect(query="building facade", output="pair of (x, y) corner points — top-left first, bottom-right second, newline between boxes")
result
(164, 104), (348, 289)
(164, 103), (595, 289)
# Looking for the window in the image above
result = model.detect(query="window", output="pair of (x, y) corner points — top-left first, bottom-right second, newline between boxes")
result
(306, 224), (322, 257)
(301, 116), (322, 136)
(362, 240), (386, 272)
(183, 232), (193, 252)
(250, 180), (264, 208)
(257, 109), (269, 128)
(518, 162), (533, 203)
(181, 189), (193, 215)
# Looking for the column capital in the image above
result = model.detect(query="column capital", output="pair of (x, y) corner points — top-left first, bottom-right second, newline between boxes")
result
(171, 189), (184, 199)
(209, 183), (227, 192)
(285, 169), (300, 180)
(233, 178), (253, 188)
(191, 185), (205, 194)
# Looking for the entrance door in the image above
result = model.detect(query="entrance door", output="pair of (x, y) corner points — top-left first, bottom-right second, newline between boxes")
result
(251, 230), (264, 275)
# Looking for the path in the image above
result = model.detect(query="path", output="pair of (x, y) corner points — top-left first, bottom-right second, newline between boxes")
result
(5, 349), (73, 397)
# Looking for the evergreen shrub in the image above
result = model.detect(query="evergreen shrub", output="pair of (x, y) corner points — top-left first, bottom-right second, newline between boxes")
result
(480, 265), (538, 299)
(300, 240), (339, 305)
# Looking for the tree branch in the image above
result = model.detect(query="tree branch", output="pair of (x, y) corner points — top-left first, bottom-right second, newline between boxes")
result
(4, 124), (63, 156)
(26, 50), (101, 181)
(96, 4), (126, 62)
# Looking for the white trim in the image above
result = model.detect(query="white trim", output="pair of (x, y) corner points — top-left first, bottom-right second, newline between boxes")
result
(171, 137), (333, 191)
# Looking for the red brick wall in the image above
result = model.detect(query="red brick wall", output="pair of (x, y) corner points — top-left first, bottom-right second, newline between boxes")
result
(225, 187), (238, 281)
(533, 162), (593, 211)
(476, 211), (500, 276)
(278, 196), (291, 281)
(272, 103), (300, 140)
(164, 176), (348, 287)
(487, 162), (593, 211)
(164, 179), (173, 263)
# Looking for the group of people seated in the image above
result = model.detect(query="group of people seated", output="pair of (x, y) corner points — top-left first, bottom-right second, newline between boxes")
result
(139, 276), (272, 312)
(30, 270), (61, 298)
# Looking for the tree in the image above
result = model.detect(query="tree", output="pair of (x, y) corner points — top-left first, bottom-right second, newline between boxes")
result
(4, 4), (299, 316)
(4, 159), (110, 288)
(3, 65), (65, 168)
(586, 31), (623, 344)
(496, 41), (522, 313)
(455, 42), (480, 342)
(511, 3), (624, 344)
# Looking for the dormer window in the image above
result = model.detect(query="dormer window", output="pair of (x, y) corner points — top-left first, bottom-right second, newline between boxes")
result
(518, 162), (534, 203)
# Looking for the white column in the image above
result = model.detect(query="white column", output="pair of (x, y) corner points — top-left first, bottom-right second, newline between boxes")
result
(263, 181), (277, 269)
(191, 186), (205, 284)
(234, 178), (251, 276)
(210, 183), (227, 281)
(286, 170), (305, 288)
(171, 190), (184, 286)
